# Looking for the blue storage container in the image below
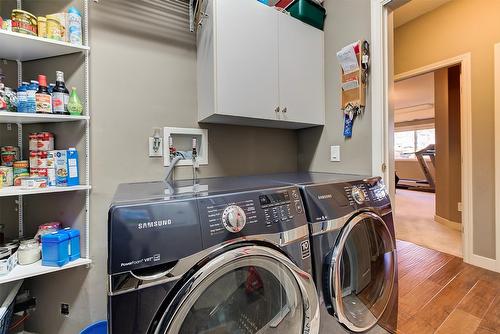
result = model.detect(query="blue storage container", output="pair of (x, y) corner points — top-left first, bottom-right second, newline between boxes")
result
(41, 232), (70, 267)
(62, 228), (81, 261)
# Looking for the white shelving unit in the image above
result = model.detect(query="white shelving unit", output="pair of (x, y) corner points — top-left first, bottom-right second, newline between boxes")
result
(0, 30), (90, 62)
(0, 111), (89, 124)
(0, 0), (91, 283)
(0, 258), (92, 284)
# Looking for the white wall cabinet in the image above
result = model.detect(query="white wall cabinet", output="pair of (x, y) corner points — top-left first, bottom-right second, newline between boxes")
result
(197, 0), (325, 129)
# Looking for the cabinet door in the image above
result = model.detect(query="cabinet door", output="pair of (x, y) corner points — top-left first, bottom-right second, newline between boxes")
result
(215, 0), (280, 121)
(278, 14), (325, 125)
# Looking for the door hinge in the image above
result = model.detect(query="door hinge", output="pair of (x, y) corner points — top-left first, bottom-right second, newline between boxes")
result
(381, 163), (387, 172)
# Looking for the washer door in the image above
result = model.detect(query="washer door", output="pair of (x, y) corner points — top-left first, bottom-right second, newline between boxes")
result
(154, 245), (319, 334)
(328, 212), (396, 332)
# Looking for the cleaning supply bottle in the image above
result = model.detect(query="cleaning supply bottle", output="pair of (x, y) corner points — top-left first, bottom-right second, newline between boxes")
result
(17, 82), (28, 113)
(52, 71), (69, 114)
(67, 7), (82, 45)
(35, 75), (52, 114)
(67, 87), (83, 115)
(27, 80), (38, 113)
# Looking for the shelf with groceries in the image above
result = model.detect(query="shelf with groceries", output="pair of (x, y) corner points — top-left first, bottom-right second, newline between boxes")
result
(0, 131), (88, 197)
(0, 221), (89, 284)
(0, 6), (88, 62)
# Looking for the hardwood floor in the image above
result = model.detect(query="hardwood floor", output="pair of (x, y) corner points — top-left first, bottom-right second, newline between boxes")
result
(396, 240), (500, 334)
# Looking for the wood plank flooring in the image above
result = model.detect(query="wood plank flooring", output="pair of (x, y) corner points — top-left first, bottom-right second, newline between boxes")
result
(396, 240), (500, 334)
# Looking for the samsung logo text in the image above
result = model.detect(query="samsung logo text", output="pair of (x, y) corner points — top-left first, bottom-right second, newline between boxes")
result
(138, 219), (173, 230)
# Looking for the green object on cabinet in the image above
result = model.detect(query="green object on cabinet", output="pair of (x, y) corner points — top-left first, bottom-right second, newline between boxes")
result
(287, 0), (326, 30)
(67, 87), (83, 115)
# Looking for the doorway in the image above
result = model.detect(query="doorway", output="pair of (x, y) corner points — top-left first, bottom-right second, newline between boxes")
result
(392, 66), (462, 257)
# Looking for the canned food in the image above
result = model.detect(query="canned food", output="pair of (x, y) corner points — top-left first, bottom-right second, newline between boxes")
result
(37, 151), (48, 168)
(29, 151), (38, 168)
(0, 167), (13, 187)
(11, 9), (37, 36)
(30, 167), (48, 177)
(37, 16), (46, 38)
(36, 132), (54, 151)
(29, 134), (38, 151)
(21, 177), (47, 189)
(47, 151), (56, 186)
(13, 161), (29, 186)
(46, 16), (62, 41)
(1, 146), (20, 167)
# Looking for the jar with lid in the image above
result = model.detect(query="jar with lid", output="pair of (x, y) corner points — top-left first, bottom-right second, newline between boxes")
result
(18, 239), (40, 265)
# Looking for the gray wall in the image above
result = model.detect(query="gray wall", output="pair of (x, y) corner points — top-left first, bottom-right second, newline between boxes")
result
(23, 1), (299, 333)
(298, 0), (372, 175)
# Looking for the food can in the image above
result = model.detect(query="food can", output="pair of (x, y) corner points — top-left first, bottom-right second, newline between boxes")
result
(13, 160), (29, 174)
(0, 167), (14, 187)
(29, 134), (38, 151)
(30, 167), (48, 178)
(11, 9), (38, 36)
(21, 177), (47, 189)
(1, 146), (20, 167)
(37, 151), (48, 168)
(37, 16), (46, 38)
(36, 132), (54, 151)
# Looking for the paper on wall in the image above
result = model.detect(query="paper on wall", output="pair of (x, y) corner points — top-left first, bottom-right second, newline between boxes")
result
(342, 79), (359, 91)
(337, 42), (359, 74)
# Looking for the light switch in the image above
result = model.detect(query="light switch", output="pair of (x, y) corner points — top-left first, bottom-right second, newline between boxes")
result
(330, 146), (340, 162)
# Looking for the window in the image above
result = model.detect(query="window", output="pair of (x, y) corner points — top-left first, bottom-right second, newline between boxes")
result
(395, 128), (435, 159)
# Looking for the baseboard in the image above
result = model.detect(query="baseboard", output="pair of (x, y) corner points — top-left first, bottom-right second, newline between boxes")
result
(434, 215), (462, 231)
(467, 254), (499, 273)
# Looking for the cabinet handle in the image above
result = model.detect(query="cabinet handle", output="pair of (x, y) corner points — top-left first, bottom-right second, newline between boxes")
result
(275, 106), (280, 113)
(282, 107), (287, 113)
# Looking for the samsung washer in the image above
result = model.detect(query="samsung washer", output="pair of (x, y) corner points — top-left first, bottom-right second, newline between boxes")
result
(107, 176), (320, 334)
(266, 173), (398, 334)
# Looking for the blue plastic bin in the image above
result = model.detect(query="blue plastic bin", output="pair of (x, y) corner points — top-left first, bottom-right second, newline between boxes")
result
(41, 232), (70, 267)
(80, 320), (107, 334)
(62, 228), (81, 261)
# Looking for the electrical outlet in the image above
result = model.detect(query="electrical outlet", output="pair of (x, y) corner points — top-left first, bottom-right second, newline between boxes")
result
(61, 303), (70, 316)
(330, 146), (341, 162)
(149, 137), (163, 157)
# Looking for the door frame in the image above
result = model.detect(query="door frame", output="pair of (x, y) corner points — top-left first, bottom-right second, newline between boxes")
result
(371, 0), (498, 272)
(495, 43), (500, 272)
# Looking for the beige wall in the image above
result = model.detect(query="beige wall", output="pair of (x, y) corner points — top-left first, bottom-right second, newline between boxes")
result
(434, 66), (462, 224)
(395, 160), (426, 180)
(22, 1), (299, 333)
(298, 0), (372, 175)
(394, 0), (499, 258)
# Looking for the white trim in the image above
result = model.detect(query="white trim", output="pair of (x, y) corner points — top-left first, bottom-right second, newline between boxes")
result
(163, 127), (209, 167)
(495, 43), (500, 272)
(370, 1), (499, 271)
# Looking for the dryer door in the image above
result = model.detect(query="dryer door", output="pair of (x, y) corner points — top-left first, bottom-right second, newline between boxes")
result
(153, 245), (319, 334)
(327, 212), (396, 332)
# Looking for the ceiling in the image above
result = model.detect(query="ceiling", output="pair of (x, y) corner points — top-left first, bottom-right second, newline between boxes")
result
(394, 0), (453, 28)
(394, 72), (435, 123)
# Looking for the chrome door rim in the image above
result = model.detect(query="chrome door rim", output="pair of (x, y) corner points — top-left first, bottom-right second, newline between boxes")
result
(330, 212), (396, 333)
(154, 245), (320, 334)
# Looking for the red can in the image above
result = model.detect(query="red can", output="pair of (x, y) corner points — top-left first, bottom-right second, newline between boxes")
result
(29, 134), (38, 151)
(36, 132), (54, 151)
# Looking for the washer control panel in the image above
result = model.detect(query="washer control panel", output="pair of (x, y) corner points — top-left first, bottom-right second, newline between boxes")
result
(259, 188), (304, 227)
(344, 184), (369, 206)
(221, 205), (247, 233)
(198, 187), (308, 248)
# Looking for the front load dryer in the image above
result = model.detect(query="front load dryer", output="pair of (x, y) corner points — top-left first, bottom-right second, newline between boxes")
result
(266, 173), (398, 334)
(107, 176), (320, 334)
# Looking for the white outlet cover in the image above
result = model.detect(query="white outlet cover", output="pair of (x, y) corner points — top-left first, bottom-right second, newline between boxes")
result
(330, 146), (340, 162)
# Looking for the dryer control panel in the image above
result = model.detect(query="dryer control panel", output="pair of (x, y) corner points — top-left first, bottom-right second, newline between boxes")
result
(198, 186), (308, 248)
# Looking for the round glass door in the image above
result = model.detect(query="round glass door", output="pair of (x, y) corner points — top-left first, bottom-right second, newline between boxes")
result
(155, 246), (319, 334)
(328, 212), (396, 332)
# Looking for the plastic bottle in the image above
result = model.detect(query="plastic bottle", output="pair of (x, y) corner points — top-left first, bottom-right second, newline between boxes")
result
(17, 82), (28, 113)
(52, 71), (69, 114)
(67, 7), (82, 45)
(67, 87), (83, 115)
(27, 81), (39, 113)
(35, 75), (52, 114)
